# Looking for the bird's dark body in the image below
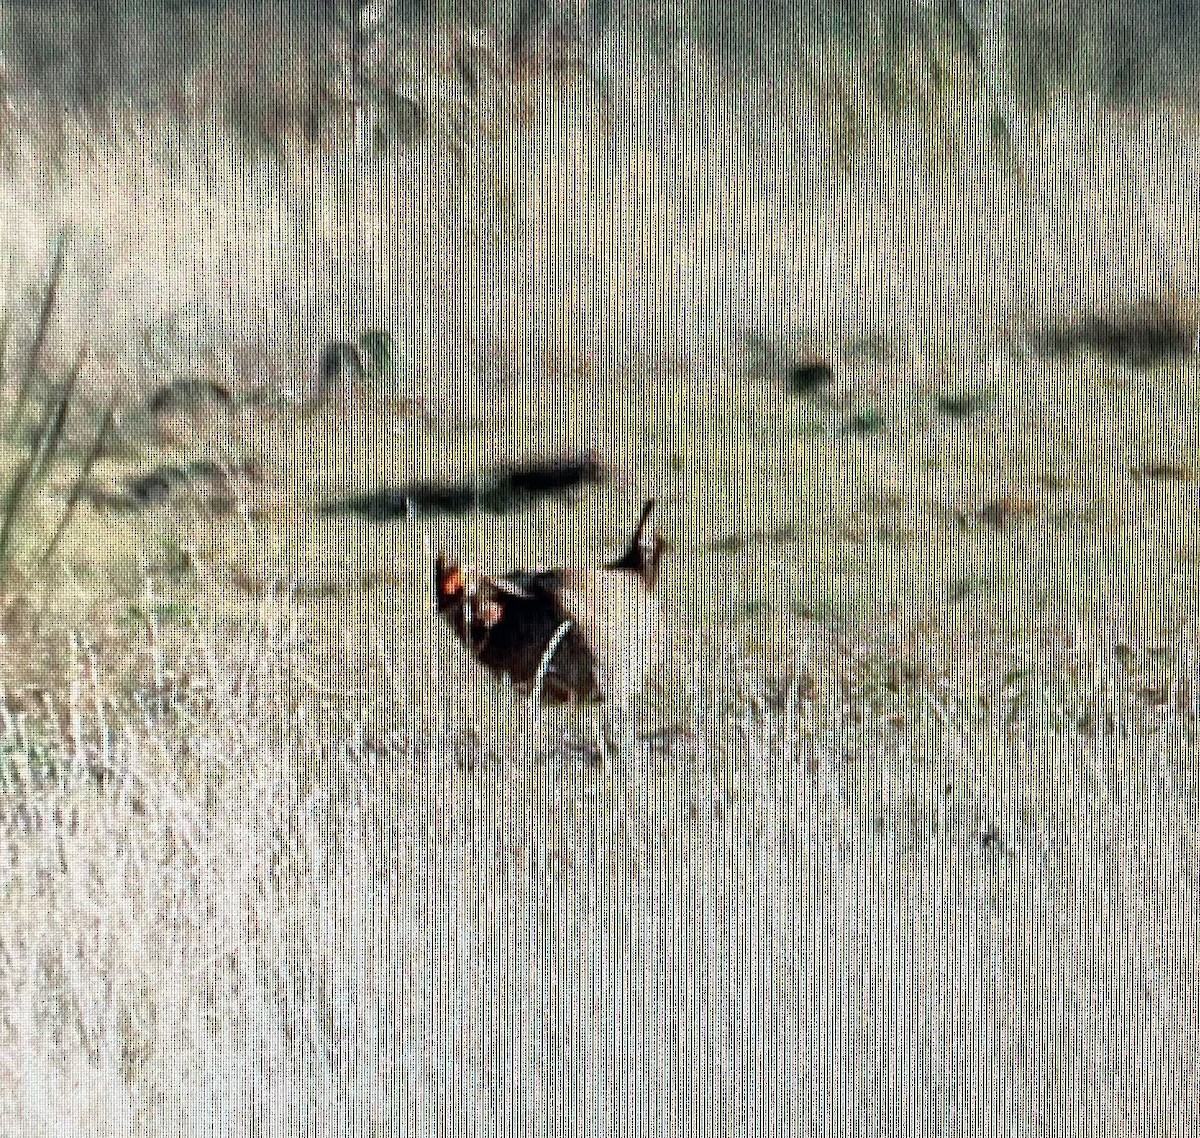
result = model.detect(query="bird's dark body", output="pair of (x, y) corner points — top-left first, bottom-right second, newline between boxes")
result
(435, 500), (667, 704)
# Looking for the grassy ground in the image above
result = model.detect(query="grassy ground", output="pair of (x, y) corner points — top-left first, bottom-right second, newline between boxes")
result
(0, 2), (1197, 1134)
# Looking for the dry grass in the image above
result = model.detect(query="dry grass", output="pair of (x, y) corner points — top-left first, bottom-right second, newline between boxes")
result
(0, 8), (1197, 658)
(0, 612), (1196, 1134)
(0, 3), (1196, 1132)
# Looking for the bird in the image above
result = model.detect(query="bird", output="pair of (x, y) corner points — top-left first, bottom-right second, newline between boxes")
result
(435, 499), (668, 712)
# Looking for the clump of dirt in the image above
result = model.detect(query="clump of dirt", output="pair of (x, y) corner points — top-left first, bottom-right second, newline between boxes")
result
(89, 458), (263, 513)
(787, 360), (835, 396)
(936, 391), (993, 418)
(744, 334), (836, 397)
(1129, 461), (1195, 483)
(145, 378), (237, 447)
(956, 496), (1039, 530)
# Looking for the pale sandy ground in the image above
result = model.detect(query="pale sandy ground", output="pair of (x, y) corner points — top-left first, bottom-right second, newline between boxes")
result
(0, 4), (1197, 1135)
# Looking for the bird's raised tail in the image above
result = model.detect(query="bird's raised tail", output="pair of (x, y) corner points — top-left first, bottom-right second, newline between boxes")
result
(604, 499), (669, 588)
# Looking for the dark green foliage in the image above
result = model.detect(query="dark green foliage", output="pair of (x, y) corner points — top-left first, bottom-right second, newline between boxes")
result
(0, 346), (86, 574)
(0, 736), (61, 786)
(847, 409), (885, 434)
(358, 329), (395, 381)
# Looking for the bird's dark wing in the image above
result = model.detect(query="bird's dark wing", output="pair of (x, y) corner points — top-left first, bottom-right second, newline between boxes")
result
(498, 568), (572, 596)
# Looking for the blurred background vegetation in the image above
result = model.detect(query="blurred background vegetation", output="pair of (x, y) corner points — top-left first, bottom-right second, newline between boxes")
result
(0, 1), (1197, 113)
(0, 0), (1195, 721)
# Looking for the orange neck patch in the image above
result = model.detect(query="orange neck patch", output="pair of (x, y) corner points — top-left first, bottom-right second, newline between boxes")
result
(440, 565), (465, 598)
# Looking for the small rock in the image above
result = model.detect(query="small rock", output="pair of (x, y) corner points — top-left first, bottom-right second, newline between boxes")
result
(127, 466), (189, 505)
(147, 378), (234, 415)
(977, 497), (1037, 528)
(1130, 461), (1194, 482)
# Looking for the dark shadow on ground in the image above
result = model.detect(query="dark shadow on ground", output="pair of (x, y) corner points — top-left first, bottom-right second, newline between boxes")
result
(319, 453), (606, 521)
(1032, 301), (1197, 368)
